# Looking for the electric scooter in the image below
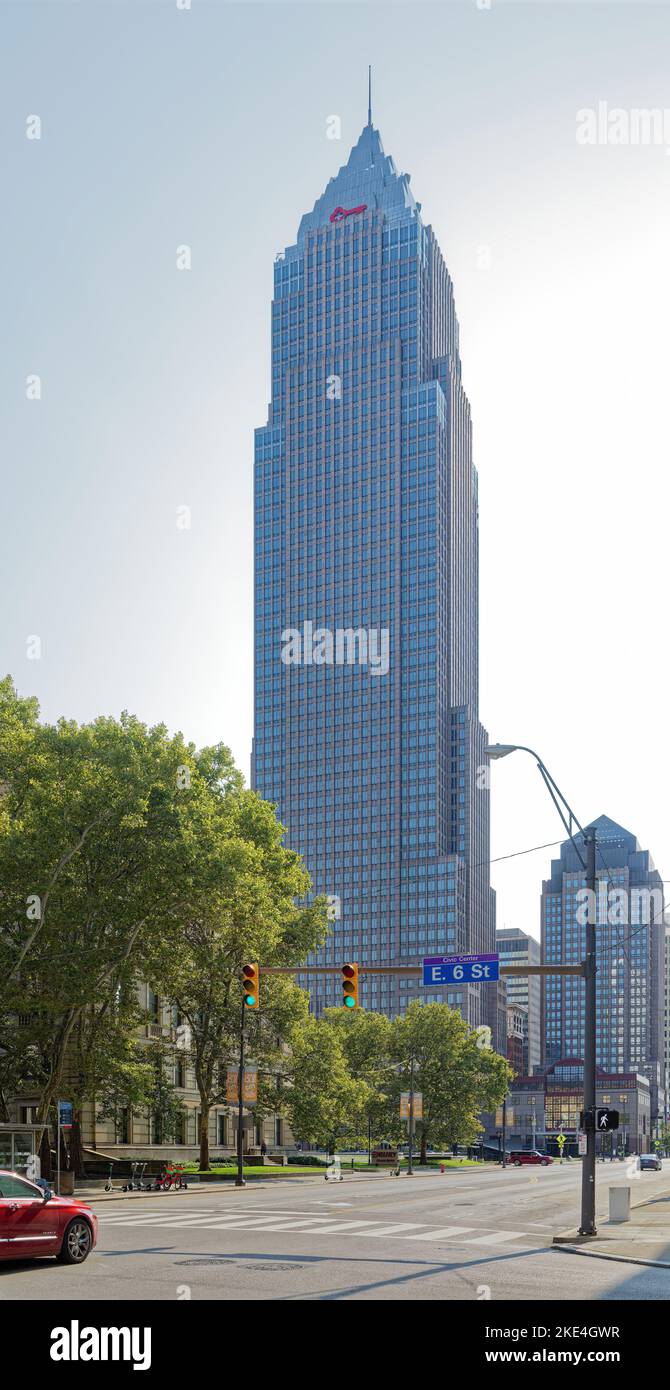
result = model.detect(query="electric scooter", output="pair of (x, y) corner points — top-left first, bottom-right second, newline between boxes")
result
(122, 1162), (147, 1192)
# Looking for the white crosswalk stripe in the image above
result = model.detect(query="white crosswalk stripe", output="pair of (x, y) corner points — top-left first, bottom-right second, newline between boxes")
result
(345, 1222), (426, 1237)
(404, 1226), (473, 1240)
(98, 1210), (542, 1248)
(460, 1229), (528, 1246)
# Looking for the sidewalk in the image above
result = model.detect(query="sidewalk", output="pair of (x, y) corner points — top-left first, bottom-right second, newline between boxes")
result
(554, 1183), (670, 1268)
(71, 1170), (392, 1202)
(71, 1161), (481, 1202)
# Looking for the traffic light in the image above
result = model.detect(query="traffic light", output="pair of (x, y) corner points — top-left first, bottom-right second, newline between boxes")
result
(341, 962), (359, 1010)
(242, 962), (259, 1010)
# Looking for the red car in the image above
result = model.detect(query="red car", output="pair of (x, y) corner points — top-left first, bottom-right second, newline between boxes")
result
(511, 1150), (554, 1167)
(0, 1170), (98, 1264)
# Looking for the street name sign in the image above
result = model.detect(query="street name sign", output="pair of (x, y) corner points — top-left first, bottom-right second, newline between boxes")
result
(58, 1100), (73, 1131)
(423, 953), (499, 986)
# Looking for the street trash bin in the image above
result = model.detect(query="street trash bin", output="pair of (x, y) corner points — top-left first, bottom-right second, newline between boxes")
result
(609, 1186), (630, 1223)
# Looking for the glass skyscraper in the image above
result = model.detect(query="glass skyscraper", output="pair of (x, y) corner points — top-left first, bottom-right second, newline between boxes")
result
(541, 815), (665, 1118)
(253, 111), (497, 1035)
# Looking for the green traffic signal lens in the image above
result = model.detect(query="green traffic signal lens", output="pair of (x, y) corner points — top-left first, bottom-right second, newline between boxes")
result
(244, 993), (256, 1007)
(344, 995), (355, 1008)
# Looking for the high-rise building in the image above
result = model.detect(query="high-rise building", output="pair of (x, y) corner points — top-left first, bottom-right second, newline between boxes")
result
(541, 815), (665, 1121)
(664, 920), (670, 1111)
(252, 103), (496, 1035)
(506, 1004), (527, 1079)
(496, 928), (541, 1075)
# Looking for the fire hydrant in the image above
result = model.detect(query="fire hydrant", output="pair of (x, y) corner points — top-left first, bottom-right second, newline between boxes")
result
(440, 1162), (445, 1174)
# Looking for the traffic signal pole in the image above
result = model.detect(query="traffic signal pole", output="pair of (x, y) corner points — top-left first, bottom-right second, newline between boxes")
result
(579, 826), (597, 1236)
(236, 995), (247, 1188)
(407, 1056), (415, 1177)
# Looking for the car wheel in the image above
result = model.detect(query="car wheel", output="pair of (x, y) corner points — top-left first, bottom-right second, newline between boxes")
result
(57, 1218), (93, 1265)
(514, 1160), (522, 1167)
(541, 1160), (549, 1166)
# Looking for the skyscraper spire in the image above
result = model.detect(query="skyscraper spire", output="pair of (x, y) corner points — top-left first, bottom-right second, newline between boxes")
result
(368, 64), (372, 126)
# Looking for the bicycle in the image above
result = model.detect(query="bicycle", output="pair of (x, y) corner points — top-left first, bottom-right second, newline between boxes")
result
(153, 1162), (187, 1191)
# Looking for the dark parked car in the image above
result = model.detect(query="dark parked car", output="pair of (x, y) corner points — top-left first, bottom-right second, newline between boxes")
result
(638, 1155), (662, 1172)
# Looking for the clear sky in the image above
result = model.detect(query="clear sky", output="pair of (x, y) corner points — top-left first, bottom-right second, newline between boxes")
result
(3, 0), (670, 942)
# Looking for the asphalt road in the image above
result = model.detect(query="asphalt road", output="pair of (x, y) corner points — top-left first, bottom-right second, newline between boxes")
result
(2, 1163), (670, 1301)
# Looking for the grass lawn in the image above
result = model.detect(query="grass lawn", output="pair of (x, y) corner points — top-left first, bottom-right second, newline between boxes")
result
(184, 1156), (482, 1178)
(185, 1165), (327, 1177)
(352, 1157), (480, 1170)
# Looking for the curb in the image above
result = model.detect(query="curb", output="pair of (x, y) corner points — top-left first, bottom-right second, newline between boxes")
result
(553, 1233), (597, 1246)
(554, 1244), (670, 1270)
(77, 1171), (392, 1202)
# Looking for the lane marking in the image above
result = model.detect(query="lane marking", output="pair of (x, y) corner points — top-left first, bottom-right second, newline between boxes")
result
(460, 1229), (528, 1246)
(404, 1226), (474, 1241)
(226, 1218), (340, 1232)
(355, 1223), (427, 1237)
(288, 1219), (379, 1234)
(98, 1212), (556, 1247)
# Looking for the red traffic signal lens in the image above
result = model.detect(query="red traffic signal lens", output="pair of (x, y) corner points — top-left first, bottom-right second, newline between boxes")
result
(342, 965), (355, 979)
(243, 966), (256, 980)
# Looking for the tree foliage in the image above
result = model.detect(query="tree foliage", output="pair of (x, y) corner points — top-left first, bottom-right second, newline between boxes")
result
(0, 677), (326, 1157)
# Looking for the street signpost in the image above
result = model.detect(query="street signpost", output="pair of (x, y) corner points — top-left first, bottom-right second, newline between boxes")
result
(58, 1101), (73, 1130)
(422, 953), (500, 986)
(578, 1132), (587, 1156)
(56, 1100), (72, 1197)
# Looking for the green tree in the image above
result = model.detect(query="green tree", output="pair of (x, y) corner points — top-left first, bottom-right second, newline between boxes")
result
(324, 1008), (401, 1149)
(143, 747), (329, 1170)
(0, 675), (202, 1130)
(391, 1001), (512, 1162)
(0, 677), (324, 1158)
(281, 1016), (371, 1152)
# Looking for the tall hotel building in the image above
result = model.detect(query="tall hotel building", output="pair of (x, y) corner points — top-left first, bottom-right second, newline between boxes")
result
(252, 108), (497, 1035)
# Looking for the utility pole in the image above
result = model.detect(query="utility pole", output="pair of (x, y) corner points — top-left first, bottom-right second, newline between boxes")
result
(502, 1095), (507, 1169)
(407, 1055), (415, 1177)
(235, 996), (247, 1188)
(579, 825), (597, 1235)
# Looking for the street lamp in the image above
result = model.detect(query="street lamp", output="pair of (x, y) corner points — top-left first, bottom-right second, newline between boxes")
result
(486, 741), (599, 1238)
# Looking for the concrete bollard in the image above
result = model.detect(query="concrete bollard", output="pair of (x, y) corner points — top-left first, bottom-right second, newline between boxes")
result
(609, 1186), (630, 1223)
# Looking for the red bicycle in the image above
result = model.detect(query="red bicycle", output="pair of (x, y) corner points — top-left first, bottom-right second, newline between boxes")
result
(153, 1163), (187, 1191)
